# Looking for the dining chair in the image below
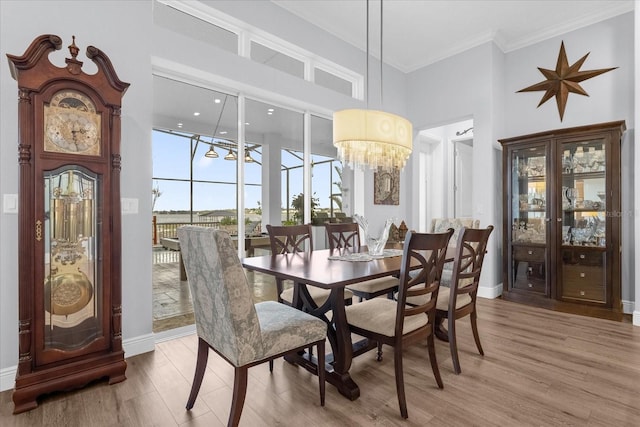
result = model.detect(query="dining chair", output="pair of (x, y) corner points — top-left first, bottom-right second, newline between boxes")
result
(431, 218), (481, 282)
(325, 222), (399, 301)
(435, 225), (493, 374)
(266, 223), (353, 307)
(345, 229), (454, 419)
(177, 226), (327, 427)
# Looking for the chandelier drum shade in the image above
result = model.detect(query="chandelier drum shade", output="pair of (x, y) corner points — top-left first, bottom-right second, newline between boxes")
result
(332, 0), (413, 172)
(333, 109), (412, 171)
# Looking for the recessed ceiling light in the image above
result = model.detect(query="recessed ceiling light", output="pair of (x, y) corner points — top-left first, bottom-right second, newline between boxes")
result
(267, 112), (273, 115)
(214, 98), (221, 104)
(193, 112), (200, 116)
(219, 131), (227, 135)
(245, 122), (250, 126)
(267, 108), (274, 112)
(177, 123), (183, 128)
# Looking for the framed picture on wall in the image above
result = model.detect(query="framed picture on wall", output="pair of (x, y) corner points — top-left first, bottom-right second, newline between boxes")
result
(374, 168), (400, 205)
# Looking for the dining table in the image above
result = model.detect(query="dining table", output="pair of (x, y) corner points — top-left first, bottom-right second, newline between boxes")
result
(242, 245), (455, 400)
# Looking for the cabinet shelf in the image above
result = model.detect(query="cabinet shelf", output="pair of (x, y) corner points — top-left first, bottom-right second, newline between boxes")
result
(562, 171), (605, 179)
(519, 208), (546, 213)
(563, 208), (605, 213)
(518, 175), (545, 182)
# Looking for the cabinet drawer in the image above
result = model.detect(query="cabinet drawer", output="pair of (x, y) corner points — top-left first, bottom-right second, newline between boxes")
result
(561, 265), (606, 302)
(562, 249), (604, 267)
(513, 260), (546, 294)
(513, 246), (545, 262)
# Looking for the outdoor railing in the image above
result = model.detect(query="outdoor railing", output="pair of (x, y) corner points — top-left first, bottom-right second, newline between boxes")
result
(154, 221), (225, 244)
(152, 220), (262, 245)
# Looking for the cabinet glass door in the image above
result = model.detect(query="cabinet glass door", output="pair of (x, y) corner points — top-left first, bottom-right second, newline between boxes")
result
(509, 144), (548, 294)
(559, 140), (607, 303)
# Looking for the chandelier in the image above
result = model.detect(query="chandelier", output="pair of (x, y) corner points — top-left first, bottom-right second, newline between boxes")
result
(333, 0), (412, 172)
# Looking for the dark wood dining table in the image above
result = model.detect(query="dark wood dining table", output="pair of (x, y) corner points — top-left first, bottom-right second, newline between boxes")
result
(242, 246), (428, 401)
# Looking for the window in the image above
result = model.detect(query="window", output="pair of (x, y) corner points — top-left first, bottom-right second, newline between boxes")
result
(154, 1), (237, 54)
(251, 41), (304, 79)
(314, 67), (353, 97)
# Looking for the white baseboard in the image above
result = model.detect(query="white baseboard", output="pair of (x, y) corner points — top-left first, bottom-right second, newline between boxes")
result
(478, 282), (503, 299)
(153, 324), (196, 343)
(0, 366), (15, 393)
(0, 332), (158, 393)
(633, 310), (640, 326)
(621, 300), (635, 315)
(124, 332), (156, 358)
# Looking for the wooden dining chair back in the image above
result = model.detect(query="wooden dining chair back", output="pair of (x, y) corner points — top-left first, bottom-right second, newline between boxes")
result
(325, 222), (399, 302)
(435, 225), (493, 374)
(345, 229), (454, 419)
(325, 222), (360, 250)
(266, 223), (353, 307)
(266, 223), (314, 255)
(177, 226), (326, 427)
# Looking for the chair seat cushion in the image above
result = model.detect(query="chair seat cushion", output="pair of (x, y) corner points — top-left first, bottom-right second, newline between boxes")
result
(435, 288), (472, 311)
(345, 298), (428, 337)
(346, 276), (398, 295)
(255, 301), (326, 360)
(281, 284), (353, 306)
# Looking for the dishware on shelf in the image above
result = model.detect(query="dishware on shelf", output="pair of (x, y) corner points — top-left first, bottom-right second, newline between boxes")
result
(565, 187), (577, 209)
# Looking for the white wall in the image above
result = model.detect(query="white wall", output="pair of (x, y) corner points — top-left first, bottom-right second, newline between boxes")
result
(504, 13), (634, 134)
(406, 42), (503, 297)
(634, 0), (640, 326)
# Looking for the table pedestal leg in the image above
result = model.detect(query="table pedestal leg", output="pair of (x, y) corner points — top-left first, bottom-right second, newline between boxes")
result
(287, 283), (360, 400)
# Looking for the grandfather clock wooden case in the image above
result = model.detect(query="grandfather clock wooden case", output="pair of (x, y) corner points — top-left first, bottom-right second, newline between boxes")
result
(7, 35), (129, 413)
(499, 121), (626, 320)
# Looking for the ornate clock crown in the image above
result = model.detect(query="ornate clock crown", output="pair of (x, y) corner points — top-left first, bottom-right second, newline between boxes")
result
(65, 35), (83, 75)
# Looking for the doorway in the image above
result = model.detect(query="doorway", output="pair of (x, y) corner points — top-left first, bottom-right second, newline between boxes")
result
(453, 137), (473, 217)
(418, 119), (474, 230)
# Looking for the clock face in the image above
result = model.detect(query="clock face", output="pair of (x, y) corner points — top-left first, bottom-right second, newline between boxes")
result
(44, 90), (101, 155)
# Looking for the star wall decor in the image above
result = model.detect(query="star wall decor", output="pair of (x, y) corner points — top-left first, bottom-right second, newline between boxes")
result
(517, 41), (617, 121)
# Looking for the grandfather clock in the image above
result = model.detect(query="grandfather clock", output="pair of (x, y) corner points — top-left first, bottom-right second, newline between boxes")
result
(7, 35), (129, 413)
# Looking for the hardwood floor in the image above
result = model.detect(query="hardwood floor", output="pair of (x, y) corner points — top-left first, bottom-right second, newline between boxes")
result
(2, 298), (639, 426)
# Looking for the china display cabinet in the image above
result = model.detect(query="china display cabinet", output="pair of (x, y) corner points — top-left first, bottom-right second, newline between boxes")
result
(8, 35), (129, 413)
(499, 121), (626, 319)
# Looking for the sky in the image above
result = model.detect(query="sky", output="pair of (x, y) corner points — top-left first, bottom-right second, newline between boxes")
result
(151, 130), (338, 212)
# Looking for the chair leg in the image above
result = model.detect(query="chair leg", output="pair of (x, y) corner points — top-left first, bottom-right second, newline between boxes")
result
(229, 366), (249, 427)
(427, 332), (443, 389)
(470, 310), (484, 356)
(376, 342), (383, 362)
(269, 359), (274, 372)
(448, 316), (461, 374)
(317, 340), (326, 407)
(186, 337), (210, 410)
(394, 346), (408, 419)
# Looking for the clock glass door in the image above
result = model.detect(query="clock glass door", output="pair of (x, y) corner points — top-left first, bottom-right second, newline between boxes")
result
(43, 165), (103, 354)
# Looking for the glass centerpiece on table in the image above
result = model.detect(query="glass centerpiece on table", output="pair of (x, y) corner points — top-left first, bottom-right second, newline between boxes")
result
(354, 214), (394, 256)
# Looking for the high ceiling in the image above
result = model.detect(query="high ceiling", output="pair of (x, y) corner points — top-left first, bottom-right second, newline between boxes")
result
(153, 1), (634, 148)
(272, 0), (634, 73)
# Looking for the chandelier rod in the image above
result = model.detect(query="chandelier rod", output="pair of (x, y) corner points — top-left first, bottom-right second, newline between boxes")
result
(366, 0), (369, 109)
(380, 0), (383, 106)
